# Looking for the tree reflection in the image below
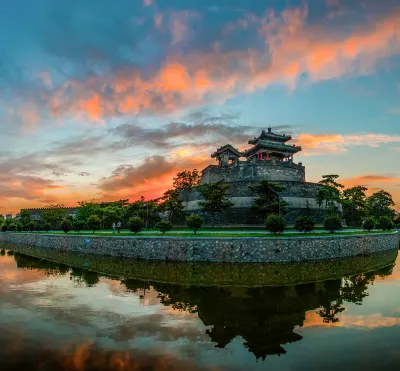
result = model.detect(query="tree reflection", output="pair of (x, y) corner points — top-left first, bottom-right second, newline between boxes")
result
(13, 253), (70, 276)
(151, 267), (393, 361)
(70, 267), (100, 287)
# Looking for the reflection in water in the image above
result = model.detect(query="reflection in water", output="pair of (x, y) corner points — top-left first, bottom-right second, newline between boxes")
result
(0, 245), (398, 370)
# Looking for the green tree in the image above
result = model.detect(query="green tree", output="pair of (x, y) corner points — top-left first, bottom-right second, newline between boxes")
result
(377, 216), (394, 231)
(316, 175), (343, 215)
(363, 216), (376, 232)
(341, 186), (368, 227)
(186, 214), (204, 234)
(28, 221), (37, 232)
(198, 180), (234, 226)
(43, 222), (52, 232)
(128, 216), (145, 234)
(249, 180), (287, 219)
(60, 219), (72, 233)
(87, 215), (101, 233)
(8, 223), (17, 231)
(265, 215), (286, 234)
(157, 220), (173, 235)
(324, 215), (342, 233)
(16, 222), (22, 232)
(295, 216), (315, 233)
(124, 198), (160, 227)
(77, 201), (101, 222)
(41, 204), (67, 228)
(173, 169), (201, 190)
(72, 220), (86, 233)
(158, 189), (185, 222)
(19, 210), (31, 225)
(367, 190), (396, 219)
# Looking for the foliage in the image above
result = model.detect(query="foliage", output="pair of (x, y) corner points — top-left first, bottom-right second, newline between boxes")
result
(41, 204), (67, 227)
(128, 216), (145, 234)
(186, 214), (204, 234)
(198, 180), (234, 226)
(87, 215), (101, 233)
(295, 216), (315, 233)
(158, 189), (185, 222)
(157, 220), (173, 235)
(60, 219), (72, 233)
(367, 190), (396, 219)
(43, 222), (52, 232)
(377, 216), (394, 231)
(123, 198), (160, 227)
(319, 174), (344, 189)
(249, 180), (287, 219)
(363, 216), (377, 232)
(1, 224), (7, 232)
(28, 221), (37, 232)
(16, 222), (22, 232)
(341, 186), (368, 227)
(317, 175), (343, 215)
(324, 215), (342, 233)
(4, 218), (13, 226)
(173, 169), (201, 190)
(19, 209), (31, 225)
(72, 220), (86, 233)
(265, 215), (286, 234)
(99, 205), (123, 229)
(8, 223), (17, 231)
(77, 201), (101, 222)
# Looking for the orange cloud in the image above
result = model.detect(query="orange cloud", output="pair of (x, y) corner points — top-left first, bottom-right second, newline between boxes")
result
(34, 5), (400, 123)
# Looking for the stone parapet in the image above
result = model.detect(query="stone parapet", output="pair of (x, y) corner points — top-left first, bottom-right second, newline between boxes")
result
(0, 232), (398, 263)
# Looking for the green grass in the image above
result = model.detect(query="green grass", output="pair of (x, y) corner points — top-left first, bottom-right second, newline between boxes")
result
(12, 230), (395, 238)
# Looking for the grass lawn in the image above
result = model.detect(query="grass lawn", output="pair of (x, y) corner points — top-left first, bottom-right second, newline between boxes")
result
(12, 230), (395, 238)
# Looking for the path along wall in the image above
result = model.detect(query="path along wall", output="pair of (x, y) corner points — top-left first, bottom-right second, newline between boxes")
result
(0, 232), (398, 263)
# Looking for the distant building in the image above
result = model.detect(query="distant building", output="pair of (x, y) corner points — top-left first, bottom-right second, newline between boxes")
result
(19, 207), (79, 221)
(6, 214), (13, 220)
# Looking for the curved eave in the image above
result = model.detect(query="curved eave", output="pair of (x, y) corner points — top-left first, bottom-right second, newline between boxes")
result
(243, 144), (302, 156)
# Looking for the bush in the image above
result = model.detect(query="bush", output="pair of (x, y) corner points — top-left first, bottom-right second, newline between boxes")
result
(377, 216), (394, 231)
(265, 215), (286, 234)
(60, 219), (72, 233)
(87, 215), (101, 233)
(28, 221), (37, 232)
(186, 214), (204, 234)
(324, 215), (342, 233)
(16, 222), (22, 232)
(43, 222), (52, 232)
(363, 216), (377, 232)
(72, 220), (86, 234)
(295, 216), (315, 233)
(1, 224), (7, 232)
(128, 216), (145, 234)
(8, 223), (17, 231)
(157, 220), (173, 235)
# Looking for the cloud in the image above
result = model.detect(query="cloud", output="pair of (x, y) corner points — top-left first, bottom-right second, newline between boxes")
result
(342, 175), (398, 188)
(295, 132), (400, 155)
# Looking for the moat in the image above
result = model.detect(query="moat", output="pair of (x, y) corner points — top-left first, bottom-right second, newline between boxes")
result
(0, 243), (399, 370)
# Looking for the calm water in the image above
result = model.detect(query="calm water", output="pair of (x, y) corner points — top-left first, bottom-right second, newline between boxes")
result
(0, 244), (399, 371)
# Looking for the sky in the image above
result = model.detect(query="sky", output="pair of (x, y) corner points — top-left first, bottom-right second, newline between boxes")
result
(0, 0), (399, 215)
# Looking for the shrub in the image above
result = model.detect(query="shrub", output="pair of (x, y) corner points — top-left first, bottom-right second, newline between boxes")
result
(1, 224), (7, 232)
(265, 215), (286, 234)
(43, 222), (52, 232)
(28, 221), (37, 232)
(73, 220), (86, 234)
(363, 216), (377, 232)
(186, 214), (204, 234)
(128, 216), (145, 234)
(87, 215), (101, 233)
(22, 223), (29, 232)
(324, 215), (342, 233)
(295, 216), (315, 233)
(157, 220), (173, 235)
(8, 223), (17, 232)
(61, 219), (72, 233)
(16, 222), (22, 232)
(377, 216), (394, 231)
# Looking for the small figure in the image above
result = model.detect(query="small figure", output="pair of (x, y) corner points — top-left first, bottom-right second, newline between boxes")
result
(112, 222), (116, 233)
(117, 221), (121, 233)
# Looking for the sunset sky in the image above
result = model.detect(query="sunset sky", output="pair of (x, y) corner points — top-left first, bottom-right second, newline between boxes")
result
(0, 0), (399, 215)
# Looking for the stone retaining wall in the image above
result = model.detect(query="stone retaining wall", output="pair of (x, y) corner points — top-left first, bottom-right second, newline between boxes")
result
(0, 232), (398, 263)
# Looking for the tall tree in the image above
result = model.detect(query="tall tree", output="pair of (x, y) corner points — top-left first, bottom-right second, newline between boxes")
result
(158, 189), (185, 222)
(316, 174), (343, 215)
(249, 180), (288, 219)
(173, 169), (201, 190)
(76, 201), (101, 222)
(19, 209), (31, 225)
(367, 190), (396, 219)
(41, 204), (67, 228)
(198, 180), (234, 226)
(341, 186), (368, 227)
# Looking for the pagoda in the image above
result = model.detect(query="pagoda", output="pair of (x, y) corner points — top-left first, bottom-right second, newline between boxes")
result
(211, 127), (302, 165)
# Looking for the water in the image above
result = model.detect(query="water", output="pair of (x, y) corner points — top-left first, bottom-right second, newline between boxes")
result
(0, 243), (399, 371)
